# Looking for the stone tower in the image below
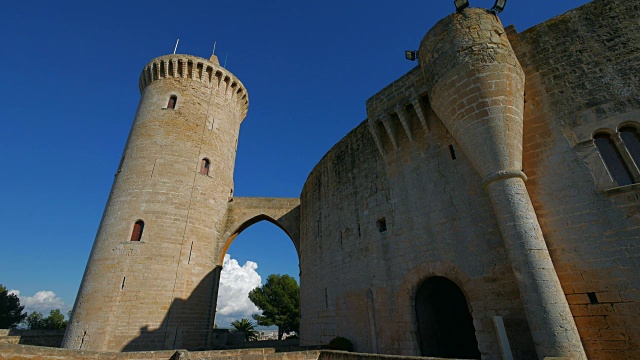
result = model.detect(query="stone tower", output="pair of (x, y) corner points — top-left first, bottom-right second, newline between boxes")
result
(62, 54), (249, 351)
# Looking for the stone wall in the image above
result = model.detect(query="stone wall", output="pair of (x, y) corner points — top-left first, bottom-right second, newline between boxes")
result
(0, 344), (449, 360)
(300, 0), (639, 359)
(299, 116), (534, 358)
(227, 339), (304, 352)
(318, 351), (450, 360)
(0, 329), (65, 347)
(509, 0), (640, 359)
(0, 343), (283, 360)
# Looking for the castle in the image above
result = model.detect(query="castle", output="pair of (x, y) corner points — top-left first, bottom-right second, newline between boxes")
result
(61, 1), (640, 359)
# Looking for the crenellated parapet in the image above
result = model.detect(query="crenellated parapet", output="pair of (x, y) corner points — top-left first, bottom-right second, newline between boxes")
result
(138, 54), (249, 116)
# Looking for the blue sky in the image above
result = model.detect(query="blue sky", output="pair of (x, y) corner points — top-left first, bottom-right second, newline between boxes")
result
(1, 0), (591, 323)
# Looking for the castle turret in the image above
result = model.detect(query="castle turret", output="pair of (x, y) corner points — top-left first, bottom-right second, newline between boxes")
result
(419, 9), (585, 359)
(63, 54), (248, 351)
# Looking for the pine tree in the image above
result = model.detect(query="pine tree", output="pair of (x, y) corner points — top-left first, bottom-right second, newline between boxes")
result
(248, 274), (300, 340)
(0, 285), (26, 328)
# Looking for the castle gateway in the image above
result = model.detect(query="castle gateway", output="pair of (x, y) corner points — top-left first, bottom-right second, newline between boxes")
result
(64, 1), (640, 359)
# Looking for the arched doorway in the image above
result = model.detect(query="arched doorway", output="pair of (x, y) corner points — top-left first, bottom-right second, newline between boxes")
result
(415, 276), (480, 359)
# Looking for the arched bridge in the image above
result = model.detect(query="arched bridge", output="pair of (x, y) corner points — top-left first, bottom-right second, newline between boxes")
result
(218, 197), (300, 265)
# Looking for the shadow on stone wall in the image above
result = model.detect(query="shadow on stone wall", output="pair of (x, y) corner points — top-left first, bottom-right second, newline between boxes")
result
(0, 329), (65, 347)
(122, 267), (222, 352)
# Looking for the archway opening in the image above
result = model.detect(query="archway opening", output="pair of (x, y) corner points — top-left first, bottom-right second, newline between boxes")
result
(415, 276), (480, 359)
(215, 218), (299, 338)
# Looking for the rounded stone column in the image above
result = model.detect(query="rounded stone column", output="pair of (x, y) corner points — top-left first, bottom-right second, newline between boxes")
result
(418, 9), (586, 359)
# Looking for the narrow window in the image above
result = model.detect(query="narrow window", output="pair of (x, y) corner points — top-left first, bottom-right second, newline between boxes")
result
(587, 292), (599, 304)
(167, 95), (177, 109)
(200, 158), (210, 175)
(620, 126), (640, 168)
(448, 144), (457, 160)
(117, 155), (125, 173)
(130, 220), (144, 241)
(594, 132), (634, 186)
(376, 218), (387, 232)
(325, 288), (328, 309)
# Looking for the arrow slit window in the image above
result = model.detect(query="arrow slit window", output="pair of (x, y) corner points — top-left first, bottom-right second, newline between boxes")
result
(131, 220), (144, 242)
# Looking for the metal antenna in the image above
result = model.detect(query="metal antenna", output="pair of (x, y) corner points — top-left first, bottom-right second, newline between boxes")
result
(173, 39), (180, 55)
(212, 41), (217, 56)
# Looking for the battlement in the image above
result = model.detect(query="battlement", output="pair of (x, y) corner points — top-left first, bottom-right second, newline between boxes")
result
(138, 54), (249, 114)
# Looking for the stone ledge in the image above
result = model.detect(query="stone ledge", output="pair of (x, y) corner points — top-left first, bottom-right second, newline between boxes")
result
(0, 344), (471, 360)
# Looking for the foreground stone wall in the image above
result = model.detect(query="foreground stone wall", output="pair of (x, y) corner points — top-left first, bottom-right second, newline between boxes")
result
(0, 329), (65, 347)
(0, 343), (284, 360)
(0, 344), (450, 360)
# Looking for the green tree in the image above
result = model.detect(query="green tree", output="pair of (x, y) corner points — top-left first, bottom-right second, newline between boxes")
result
(230, 318), (258, 341)
(248, 274), (300, 340)
(0, 285), (26, 328)
(26, 309), (68, 330)
(25, 311), (44, 329)
(44, 309), (67, 330)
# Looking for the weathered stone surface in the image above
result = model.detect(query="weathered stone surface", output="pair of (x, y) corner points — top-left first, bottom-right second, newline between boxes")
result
(302, 1), (638, 359)
(64, 1), (640, 359)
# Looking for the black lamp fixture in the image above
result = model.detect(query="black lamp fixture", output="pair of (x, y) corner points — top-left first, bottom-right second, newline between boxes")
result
(491, 0), (507, 14)
(454, 0), (469, 12)
(405, 50), (417, 61)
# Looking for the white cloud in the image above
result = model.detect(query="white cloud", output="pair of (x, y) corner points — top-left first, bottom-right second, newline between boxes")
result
(9, 289), (71, 316)
(215, 254), (262, 328)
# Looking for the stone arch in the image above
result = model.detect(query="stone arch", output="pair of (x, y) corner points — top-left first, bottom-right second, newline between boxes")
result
(218, 197), (300, 266)
(414, 276), (480, 358)
(396, 261), (481, 356)
(400, 260), (478, 310)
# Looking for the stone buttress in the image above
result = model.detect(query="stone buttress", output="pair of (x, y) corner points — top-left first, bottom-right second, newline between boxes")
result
(418, 9), (586, 359)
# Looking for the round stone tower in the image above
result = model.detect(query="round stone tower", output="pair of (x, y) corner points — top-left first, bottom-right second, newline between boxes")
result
(62, 54), (248, 351)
